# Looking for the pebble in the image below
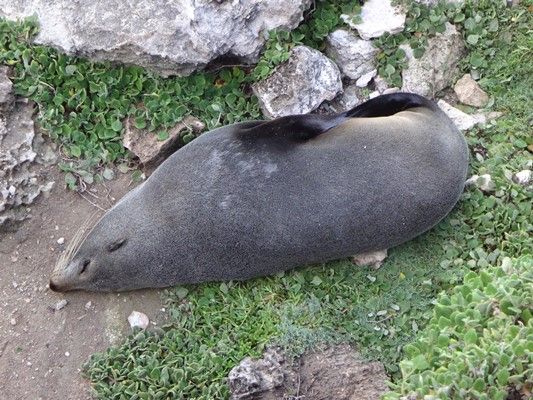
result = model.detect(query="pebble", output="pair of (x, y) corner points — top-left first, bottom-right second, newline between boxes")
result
(65, 352), (70, 357)
(128, 311), (149, 329)
(54, 299), (68, 311)
(56, 237), (65, 245)
(84, 301), (92, 310)
(513, 169), (531, 185)
(10, 318), (17, 326)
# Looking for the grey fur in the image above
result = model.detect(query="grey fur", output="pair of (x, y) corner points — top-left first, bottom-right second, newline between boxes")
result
(49, 95), (468, 292)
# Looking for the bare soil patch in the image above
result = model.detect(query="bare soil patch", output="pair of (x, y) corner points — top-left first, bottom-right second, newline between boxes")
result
(0, 168), (165, 400)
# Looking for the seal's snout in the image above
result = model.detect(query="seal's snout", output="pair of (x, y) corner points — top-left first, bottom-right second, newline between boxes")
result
(49, 280), (62, 292)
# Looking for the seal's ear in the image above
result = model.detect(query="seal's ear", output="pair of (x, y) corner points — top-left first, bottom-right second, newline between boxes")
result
(107, 238), (127, 252)
(237, 114), (346, 142)
(344, 92), (437, 118)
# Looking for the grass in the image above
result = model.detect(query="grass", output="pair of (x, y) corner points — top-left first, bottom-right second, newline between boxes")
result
(0, 0), (531, 399)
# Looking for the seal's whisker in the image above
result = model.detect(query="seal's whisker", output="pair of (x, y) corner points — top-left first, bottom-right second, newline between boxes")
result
(56, 211), (101, 268)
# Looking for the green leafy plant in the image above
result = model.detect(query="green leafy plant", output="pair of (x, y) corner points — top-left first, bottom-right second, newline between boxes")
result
(384, 256), (533, 400)
(0, 17), (261, 166)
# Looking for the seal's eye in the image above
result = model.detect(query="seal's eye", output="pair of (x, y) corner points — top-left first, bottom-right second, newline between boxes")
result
(107, 238), (127, 252)
(80, 259), (90, 275)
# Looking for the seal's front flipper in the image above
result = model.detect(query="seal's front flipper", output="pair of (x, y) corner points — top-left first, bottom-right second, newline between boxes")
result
(236, 114), (347, 143)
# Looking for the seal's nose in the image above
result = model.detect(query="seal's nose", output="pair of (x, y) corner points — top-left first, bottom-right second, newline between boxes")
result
(49, 280), (60, 292)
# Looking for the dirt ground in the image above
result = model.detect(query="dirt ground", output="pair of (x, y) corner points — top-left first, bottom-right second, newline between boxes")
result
(0, 168), (166, 400)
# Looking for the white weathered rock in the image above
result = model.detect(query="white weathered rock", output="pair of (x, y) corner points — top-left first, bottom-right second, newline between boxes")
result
(123, 115), (205, 168)
(454, 74), (490, 108)
(513, 170), (531, 185)
(465, 174), (495, 192)
(437, 100), (486, 131)
(401, 23), (465, 97)
(128, 311), (149, 329)
(0, 0), (312, 77)
(352, 249), (388, 269)
(342, 0), (406, 40)
(325, 29), (378, 81)
(54, 299), (68, 311)
(356, 69), (377, 88)
(228, 347), (285, 400)
(328, 84), (367, 113)
(1, 68), (56, 230)
(252, 46), (342, 119)
(0, 66), (13, 110)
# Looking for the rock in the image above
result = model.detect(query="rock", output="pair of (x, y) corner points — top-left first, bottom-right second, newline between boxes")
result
(228, 344), (389, 400)
(56, 237), (65, 245)
(1, 68), (56, 231)
(54, 299), (68, 311)
(513, 170), (531, 185)
(465, 174), (495, 192)
(401, 23), (465, 97)
(0, 66), (13, 111)
(356, 69), (377, 88)
(85, 301), (93, 310)
(252, 46), (342, 119)
(325, 29), (378, 81)
(228, 347), (285, 399)
(454, 74), (489, 108)
(127, 310), (149, 329)
(328, 84), (367, 113)
(0, 0), (312, 77)
(352, 249), (388, 269)
(342, 0), (406, 40)
(437, 100), (486, 131)
(123, 115), (205, 169)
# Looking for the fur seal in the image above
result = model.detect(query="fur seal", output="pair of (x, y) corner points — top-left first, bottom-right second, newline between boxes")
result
(49, 93), (468, 292)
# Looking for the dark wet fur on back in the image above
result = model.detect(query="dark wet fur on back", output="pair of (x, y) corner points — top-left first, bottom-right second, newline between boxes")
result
(236, 93), (438, 144)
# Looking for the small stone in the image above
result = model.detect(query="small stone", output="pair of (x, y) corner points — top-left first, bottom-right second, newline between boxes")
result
(356, 69), (377, 88)
(10, 318), (17, 326)
(454, 74), (489, 108)
(65, 352), (70, 357)
(352, 249), (388, 269)
(85, 301), (93, 310)
(56, 237), (65, 245)
(54, 299), (68, 311)
(437, 100), (485, 131)
(128, 311), (149, 329)
(465, 174), (495, 192)
(513, 170), (531, 185)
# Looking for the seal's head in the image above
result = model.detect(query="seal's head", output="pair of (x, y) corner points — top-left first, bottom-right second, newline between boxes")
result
(49, 197), (149, 292)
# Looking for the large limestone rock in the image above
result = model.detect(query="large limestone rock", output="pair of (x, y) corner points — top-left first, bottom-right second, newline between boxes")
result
(401, 22), (465, 97)
(0, 0), (312, 77)
(325, 29), (378, 81)
(252, 46), (342, 119)
(0, 68), (56, 230)
(454, 73), (490, 108)
(342, 0), (406, 40)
